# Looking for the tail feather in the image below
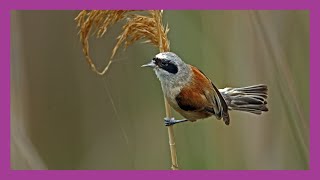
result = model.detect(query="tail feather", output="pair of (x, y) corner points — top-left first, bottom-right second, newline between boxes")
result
(219, 84), (269, 115)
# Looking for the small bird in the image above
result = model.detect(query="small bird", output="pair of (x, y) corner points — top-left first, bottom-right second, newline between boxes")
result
(142, 52), (268, 126)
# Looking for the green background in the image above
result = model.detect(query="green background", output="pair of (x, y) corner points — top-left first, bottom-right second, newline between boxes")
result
(11, 10), (309, 170)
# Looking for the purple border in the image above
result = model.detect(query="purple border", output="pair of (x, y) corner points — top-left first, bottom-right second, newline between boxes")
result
(0, 0), (319, 179)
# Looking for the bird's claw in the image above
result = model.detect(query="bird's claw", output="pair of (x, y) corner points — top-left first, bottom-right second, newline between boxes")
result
(164, 117), (175, 126)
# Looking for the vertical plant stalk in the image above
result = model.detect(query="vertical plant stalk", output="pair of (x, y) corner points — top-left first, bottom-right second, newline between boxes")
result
(164, 98), (179, 170)
(154, 11), (179, 170)
(75, 10), (179, 170)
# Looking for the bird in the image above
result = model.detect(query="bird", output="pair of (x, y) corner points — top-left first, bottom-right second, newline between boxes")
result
(141, 52), (268, 126)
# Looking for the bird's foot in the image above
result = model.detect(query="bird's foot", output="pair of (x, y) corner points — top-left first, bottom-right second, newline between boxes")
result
(164, 117), (188, 126)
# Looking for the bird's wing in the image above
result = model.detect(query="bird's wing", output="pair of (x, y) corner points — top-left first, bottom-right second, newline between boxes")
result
(175, 86), (209, 112)
(190, 66), (230, 125)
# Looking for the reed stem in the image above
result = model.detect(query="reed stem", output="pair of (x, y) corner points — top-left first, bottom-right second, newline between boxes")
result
(154, 10), (179, 170)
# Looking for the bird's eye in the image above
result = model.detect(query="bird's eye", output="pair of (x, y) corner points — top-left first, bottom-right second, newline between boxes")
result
(159, 61), (178, 74)
(162, 61), (170, 66)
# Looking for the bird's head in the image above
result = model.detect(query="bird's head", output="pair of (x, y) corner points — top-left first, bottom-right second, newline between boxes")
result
(141, 52), (191, 86)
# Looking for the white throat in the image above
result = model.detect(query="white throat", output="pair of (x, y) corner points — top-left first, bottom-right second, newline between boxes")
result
(154, 64), (192, 100)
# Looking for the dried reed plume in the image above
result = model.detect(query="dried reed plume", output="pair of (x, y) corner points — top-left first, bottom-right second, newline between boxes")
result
(75, 10), (179, 170)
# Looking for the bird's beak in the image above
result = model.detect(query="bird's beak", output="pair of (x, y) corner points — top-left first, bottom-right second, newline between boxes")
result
(141, 60), (156, 68)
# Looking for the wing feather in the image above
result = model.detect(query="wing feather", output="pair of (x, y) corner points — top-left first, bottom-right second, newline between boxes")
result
(191, 66), (230, 125)
(174, 65), (230, 125)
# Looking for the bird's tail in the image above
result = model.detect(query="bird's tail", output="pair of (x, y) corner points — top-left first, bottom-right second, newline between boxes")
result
(219, 84), (268, 115)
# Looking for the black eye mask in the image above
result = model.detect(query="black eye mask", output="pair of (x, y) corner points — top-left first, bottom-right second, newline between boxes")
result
(153, 58), (178, 74)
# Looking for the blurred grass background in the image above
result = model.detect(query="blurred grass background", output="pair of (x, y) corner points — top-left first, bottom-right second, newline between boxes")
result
(10, 10), (309, 170)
